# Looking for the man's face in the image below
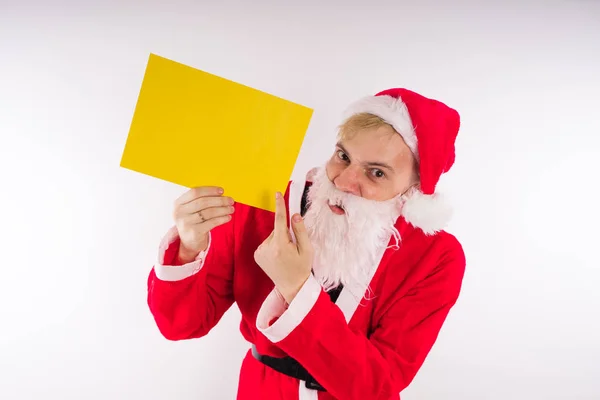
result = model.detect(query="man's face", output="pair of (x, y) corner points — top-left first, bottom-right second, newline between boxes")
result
(304, 124), (417, 290)
(325, 124), (418, 205)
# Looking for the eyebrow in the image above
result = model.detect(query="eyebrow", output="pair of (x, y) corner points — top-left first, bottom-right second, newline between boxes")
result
(336, 142), (395, 172)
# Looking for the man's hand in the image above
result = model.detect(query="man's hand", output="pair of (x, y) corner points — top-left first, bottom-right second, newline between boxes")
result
(173, 186), (235, 264)
(254, 192), (314, 303)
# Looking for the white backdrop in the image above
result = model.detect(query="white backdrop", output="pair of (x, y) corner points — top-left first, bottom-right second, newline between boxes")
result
(1, 1), (599, 399)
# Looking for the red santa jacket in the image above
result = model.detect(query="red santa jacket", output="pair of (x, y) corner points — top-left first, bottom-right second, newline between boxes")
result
(147, 179), (466, 400)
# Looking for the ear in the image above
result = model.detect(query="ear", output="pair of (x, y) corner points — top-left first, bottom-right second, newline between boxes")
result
(401, 182), (420, 198)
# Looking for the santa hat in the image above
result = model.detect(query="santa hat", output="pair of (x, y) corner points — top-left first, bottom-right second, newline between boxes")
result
(342, 88), (461, 235)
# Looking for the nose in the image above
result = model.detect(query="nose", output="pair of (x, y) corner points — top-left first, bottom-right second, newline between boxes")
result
(333, 165), (361, 196)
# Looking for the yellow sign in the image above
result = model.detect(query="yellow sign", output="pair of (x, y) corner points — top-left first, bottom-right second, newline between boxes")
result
(120, 53), (313, 212)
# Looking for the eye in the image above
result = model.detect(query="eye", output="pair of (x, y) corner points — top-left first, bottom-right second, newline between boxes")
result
(370, 169), (385, 179)
(336, 150), (349, 162)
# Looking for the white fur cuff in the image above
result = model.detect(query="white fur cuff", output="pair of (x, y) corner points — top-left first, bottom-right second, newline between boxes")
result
(256, 275), (322, 343)
(153, 226), (211, 281)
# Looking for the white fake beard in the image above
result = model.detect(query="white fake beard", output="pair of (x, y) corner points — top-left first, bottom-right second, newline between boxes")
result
(303, 167), (403, 294)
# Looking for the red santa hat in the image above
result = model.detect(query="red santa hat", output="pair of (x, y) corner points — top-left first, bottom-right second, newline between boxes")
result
(342, 88), (461, 235)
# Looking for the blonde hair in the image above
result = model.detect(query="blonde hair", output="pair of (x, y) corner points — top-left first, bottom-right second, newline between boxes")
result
(337, 113), (395, 140)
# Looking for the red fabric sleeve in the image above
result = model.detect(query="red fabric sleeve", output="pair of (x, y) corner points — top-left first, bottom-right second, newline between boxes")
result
(146, 211), (236, 341)
(274, 243), (466, 399)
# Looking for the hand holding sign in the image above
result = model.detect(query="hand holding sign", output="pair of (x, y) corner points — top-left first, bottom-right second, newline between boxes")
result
(253, 192), (314, 303)
(173, 186), (235, 263)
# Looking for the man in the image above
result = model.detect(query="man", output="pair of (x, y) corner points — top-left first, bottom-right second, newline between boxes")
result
(147, 88), (466, 399)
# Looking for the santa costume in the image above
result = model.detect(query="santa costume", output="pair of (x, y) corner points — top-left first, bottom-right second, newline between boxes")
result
(147, 88), (466, 399)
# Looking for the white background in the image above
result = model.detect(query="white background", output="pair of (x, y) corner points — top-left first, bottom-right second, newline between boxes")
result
(1, 1), (599, 399)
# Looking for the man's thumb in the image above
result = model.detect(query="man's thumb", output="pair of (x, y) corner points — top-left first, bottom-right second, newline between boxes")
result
(291, 214), (311, 253)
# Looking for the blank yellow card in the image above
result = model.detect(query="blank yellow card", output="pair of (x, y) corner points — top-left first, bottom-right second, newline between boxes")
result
(120, 53), (313, 212)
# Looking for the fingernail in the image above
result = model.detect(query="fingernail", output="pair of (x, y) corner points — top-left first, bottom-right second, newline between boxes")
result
(293, 214), (302, 222)
(218, 187), (224, 194)
(276, 192), (281, 199)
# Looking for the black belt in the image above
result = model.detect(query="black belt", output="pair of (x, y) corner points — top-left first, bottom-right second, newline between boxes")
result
(251, 344), (326, 391)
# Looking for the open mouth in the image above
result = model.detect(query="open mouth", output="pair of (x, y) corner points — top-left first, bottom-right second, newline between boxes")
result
(327, 201), (345, 215)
